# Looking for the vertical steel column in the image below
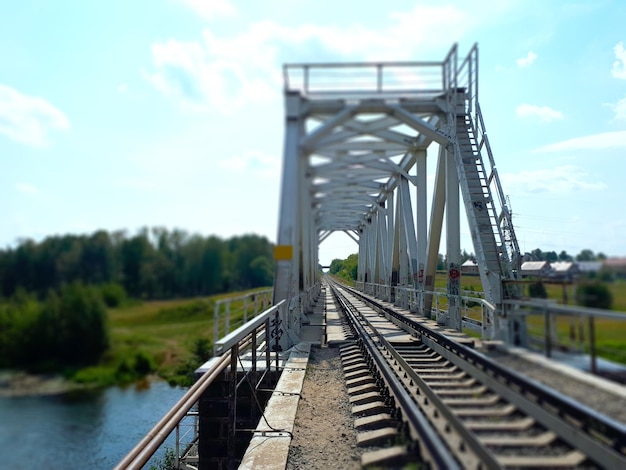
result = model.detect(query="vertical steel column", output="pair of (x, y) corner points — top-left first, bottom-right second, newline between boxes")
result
(228, 344), (238, 463)
(273, 92), (303, 349)
(273, 92), (301, 307)
(446, 146), (461, 330)
(424, 146), (446, 315)
(415, 149), (427, 298)
(382, 191), (394, 301)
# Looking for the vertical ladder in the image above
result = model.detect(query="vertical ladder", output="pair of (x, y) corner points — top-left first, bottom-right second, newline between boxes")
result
(455, 114), (508, 278)
(455, 109), (526, 345)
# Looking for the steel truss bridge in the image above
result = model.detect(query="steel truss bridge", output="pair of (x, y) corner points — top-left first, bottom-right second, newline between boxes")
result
(274, 43), (525, 347)
(118, 44), (626, 470)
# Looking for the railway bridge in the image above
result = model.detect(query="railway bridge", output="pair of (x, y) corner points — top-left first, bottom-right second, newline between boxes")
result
(116, 44), (626, 470)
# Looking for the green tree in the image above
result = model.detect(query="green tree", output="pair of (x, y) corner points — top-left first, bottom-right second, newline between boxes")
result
(558, 250), (572, 261)
(544, 251), (558, 262)
(38, 283), (110, 366)
(329, 258), (344, 275)
(576, 282), (613, 310)
(576, 249), (595, 261)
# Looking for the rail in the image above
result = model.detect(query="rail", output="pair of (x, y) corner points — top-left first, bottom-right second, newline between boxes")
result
(355, 280), (626, 372)
(336, 281), (626, 468)
(115, 300), (286, 470)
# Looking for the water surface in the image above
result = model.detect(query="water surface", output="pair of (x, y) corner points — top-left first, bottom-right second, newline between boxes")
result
(0, 380), (187, 469)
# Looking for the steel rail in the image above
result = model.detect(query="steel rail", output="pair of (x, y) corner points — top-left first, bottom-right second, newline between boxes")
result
(344, 284), (626, 469)
(330, 283), (462, 470)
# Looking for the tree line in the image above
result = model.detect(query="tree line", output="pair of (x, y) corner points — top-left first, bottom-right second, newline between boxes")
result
(0, 228), (275, 372)
(0, 228), (275, 300)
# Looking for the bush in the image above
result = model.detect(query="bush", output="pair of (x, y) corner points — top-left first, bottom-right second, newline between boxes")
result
(99, 283), (128, 308)
(133, 351), (155, 375)
(528, 282), (547, 299)
(576, 282), (613, 309)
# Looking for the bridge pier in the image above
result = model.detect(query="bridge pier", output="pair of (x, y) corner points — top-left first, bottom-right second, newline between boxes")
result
(196, 355), (282, 470)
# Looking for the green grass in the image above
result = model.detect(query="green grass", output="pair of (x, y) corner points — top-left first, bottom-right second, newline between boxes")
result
(70, 288), (271, 387)
(439, 273), (626, 364)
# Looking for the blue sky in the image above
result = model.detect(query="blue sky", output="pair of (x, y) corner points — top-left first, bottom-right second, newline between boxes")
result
(1, 0), (625, 265)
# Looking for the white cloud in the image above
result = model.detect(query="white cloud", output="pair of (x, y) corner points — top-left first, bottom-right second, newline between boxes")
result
(516, 104), (563, 122)
(516, 50), (537, 68)
(534, 130), (626, 152)
(144, 31), (279, 112)
(117, 83), (128, 93)
(610, 96), (626, 121)
(502, 166), (606, 194)
(219, 150), (280, 178)
(15, 183), (38, 194)
(178, 0), (236, 20)
(0, 84), (70, 146)
(145, 4), (480, 111)
(612, 42), (626, 79)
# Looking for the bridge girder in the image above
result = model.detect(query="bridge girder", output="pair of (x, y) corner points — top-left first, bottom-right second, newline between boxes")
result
(273, 44), (526, 349)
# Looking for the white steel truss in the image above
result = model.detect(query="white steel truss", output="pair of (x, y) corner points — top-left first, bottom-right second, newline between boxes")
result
(273, 44), (525, 349)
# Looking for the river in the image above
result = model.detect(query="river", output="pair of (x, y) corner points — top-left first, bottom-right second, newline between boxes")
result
(0, 379), (187, 469)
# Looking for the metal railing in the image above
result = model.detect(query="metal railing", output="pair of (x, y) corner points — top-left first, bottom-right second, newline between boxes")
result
(213, 289), (273, 355)
(504, 299), (626, 373)
(356, 280), (495, 334)
(283, 45), (462, 97)
(356, 280), (626, 373)
(115, 299), (286, 470)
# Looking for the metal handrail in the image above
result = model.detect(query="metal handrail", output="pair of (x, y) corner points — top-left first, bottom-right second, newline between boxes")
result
(113, 353), (231, 470)
(115, 300), (286, 470)
(215, 300), (286, 354)
(504, 298), (626, 320)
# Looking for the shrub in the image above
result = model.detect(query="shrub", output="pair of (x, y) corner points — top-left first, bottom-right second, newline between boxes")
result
(99, 283), (128, 308)
(528, 282), (548, 299)
(133, 351), (155, 375)
(576, 282), (613, 309)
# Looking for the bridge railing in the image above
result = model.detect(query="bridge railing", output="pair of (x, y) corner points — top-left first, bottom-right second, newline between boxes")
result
(356, 281), (626, 373)
(284, 59), (447, 97)
(115, 299), (286, 470)
(213, 289), (273, 355)
(356, 281), (495, 334)
(504, 299), (626, 373)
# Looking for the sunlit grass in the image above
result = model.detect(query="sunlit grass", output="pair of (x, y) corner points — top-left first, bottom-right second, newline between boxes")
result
(73, 288), (272, 387)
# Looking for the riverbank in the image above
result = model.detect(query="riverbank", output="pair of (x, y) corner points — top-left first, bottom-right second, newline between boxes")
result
(0, 370), (88, 397)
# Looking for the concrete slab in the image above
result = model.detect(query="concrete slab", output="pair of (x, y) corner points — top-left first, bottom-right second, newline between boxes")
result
(238, 342), (311, 470)
(345, 376), (375, 388)
(356, 427), (397, 446)
(361, 446), (408, 467)
(352, 400), (387, 416)
(349, 391), (381, 405)
(354, 412), (394, 430)
(347, 382), (378, 396)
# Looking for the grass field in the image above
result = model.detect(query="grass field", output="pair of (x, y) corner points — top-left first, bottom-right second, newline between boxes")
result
(454, 274), (626, 364)
(73, 288), (272, 387)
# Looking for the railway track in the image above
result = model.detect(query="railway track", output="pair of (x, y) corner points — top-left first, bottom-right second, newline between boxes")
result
(327, 279), (626, 469)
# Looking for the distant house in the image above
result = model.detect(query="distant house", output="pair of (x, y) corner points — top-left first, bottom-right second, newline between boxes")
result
(603, 257), (626, 278)
(550, 261), (579, 280)
(577, 261), (603, 275)
(461, 259), (479, 275)
(520, 261), (551, 278)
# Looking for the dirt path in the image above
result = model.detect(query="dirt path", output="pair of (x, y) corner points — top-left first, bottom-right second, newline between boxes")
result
(287, 345), (362, 469)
